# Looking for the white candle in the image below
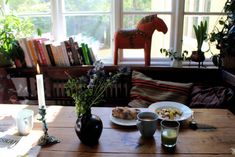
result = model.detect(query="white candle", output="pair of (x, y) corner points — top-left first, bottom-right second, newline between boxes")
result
(36, 64), (46, 109)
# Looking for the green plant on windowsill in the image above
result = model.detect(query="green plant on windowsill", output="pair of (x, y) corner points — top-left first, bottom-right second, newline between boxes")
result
(160, 48), (189, 61)
(190, 20), (208, 65)
(209, 0), (235, 67)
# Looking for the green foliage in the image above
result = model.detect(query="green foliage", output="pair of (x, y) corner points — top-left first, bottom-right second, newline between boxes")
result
(160, 48), (189, 61)
(0, 14), (35, 63)
(65, 61), (129, 117)
(209, 0), (235, 67)
(64, 0), (110, 12)
(193, 20), (208, 52)
(209, 0), (235, 56)
(123, 0), (151, 11)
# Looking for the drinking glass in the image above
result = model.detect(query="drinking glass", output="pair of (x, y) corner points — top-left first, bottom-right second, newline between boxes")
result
(16, 109), (34, 136)
(161, 120), (180, 148)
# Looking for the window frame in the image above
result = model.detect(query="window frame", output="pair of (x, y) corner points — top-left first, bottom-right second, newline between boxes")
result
(2, 0), (226, 66)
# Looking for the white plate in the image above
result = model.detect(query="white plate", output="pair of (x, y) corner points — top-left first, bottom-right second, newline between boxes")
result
(110, 114), (137, 126)
(148, 101), (192, 121)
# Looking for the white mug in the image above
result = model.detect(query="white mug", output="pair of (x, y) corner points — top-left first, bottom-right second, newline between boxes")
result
(16, 109), (34, 136)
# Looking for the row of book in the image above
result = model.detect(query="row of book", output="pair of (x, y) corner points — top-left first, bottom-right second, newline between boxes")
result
(18, 37), (96, 67)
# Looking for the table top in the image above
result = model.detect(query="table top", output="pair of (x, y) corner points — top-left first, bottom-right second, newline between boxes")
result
(0, 104), (235, 156)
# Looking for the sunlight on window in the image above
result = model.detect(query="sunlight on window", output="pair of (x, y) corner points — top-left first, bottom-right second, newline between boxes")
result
(183, 0), (227, 59)
(123, 14), (171, 59)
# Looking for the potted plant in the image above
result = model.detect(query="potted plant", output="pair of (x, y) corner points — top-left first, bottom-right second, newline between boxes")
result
(190, 20), (208, 67)
(0, 13), (35, 67)
(209, 0), (235, 68)
(65, 60), (129, 145)
(160, 48), (189, 67)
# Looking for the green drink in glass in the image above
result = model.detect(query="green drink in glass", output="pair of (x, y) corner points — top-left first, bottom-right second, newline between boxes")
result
(161, 120), (180, 148)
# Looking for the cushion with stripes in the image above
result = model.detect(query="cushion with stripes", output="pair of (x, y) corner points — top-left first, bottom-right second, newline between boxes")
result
(129, 71), (193, 108)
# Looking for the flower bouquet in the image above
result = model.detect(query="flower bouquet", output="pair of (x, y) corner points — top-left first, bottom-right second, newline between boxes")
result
(65, 60), (129, 145)
(65, 60), (129, 116)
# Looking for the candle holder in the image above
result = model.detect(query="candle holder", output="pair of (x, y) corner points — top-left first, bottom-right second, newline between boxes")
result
(38, 106), (60, 146)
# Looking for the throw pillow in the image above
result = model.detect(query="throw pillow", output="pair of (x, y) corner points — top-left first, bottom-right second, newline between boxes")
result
(189, 85), (234, 108)
(128, 71), (193, 108)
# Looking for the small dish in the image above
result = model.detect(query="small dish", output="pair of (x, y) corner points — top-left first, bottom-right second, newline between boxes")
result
(110, 114), (137, 126)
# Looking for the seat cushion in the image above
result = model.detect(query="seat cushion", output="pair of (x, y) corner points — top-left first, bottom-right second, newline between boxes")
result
(129, 71), (193, 108)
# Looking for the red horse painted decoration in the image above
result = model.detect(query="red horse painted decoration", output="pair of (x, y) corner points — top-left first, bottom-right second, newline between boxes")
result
(114, 14), (168, 66)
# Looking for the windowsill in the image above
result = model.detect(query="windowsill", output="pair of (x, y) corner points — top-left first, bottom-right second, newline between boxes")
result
(102, 59), (218, 69)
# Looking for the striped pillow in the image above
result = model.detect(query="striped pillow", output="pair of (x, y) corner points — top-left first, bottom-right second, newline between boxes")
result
(129, 71), (193, 108)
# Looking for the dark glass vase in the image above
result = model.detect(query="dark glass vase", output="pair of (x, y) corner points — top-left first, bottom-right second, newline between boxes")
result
(75, 109), (103, 145)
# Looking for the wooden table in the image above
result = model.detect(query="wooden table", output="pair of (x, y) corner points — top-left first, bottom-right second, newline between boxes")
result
(0, 105), (235, 156)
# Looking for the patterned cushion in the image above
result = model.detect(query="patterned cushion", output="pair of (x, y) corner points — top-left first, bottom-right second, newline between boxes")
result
(129, 71), (193, 108)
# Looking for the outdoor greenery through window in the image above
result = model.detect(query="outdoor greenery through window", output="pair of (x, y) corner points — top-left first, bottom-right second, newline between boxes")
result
(183, 0), (227, 60)
(1, 0), (227, 66)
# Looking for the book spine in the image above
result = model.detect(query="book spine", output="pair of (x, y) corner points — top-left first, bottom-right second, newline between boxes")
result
(50, 44), (59, 66)
(74, 42), (84, 65)
(68, 37), (80, 65)
(78, 47), (85, 65)
(61, 42), (71, 66)
(32, 40), (43, 65)
(56, 45), (66, 66)
(18, 38), (33, 67)
(42, 42), (51, 66)
(34, 40), (48, 65)
(85, 44), (93, 65)
(27, 39), (39, 65)
(81, 43), (91, 65)
(45, 44), (56, 66)
(89, 47), (96, 63)
(64, 41), (75, 66)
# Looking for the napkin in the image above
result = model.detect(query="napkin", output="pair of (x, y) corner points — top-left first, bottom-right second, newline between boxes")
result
(0, 133), (41, 157)
(24, 146), (41, 157)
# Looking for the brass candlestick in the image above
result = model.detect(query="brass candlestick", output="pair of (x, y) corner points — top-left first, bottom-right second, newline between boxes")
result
(38, 106), (60, 146)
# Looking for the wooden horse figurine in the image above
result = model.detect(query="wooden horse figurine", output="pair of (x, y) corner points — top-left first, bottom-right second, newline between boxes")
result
(114, 14), (168, 66)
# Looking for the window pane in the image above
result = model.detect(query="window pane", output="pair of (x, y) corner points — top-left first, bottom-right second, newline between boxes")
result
(123, 14), (171, 58)
(7, 0), (51, 35)
(182, 15), (225, 58)
(185, 0), (227, 12)
(8, 0), (50, 14)
(30, 16), (51, 34)
(64, 0), (111, 12)
(65, 15), (111, 59)
(123, 0), (172, 12)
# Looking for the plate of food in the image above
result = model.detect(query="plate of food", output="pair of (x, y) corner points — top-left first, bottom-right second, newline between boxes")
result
(110, 107), (140, 126)
(148, 101), (192, 121)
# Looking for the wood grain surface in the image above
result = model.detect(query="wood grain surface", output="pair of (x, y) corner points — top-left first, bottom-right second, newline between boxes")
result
(0, 105), (234, 156)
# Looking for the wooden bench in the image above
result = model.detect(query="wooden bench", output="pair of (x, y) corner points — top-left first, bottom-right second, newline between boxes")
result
(6, 66), (235, 108)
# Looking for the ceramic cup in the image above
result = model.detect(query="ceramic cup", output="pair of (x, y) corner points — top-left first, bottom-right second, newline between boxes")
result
(160, 120), (180, 148)
(136, 111), (158, 138)
(16, 109), (34, 136)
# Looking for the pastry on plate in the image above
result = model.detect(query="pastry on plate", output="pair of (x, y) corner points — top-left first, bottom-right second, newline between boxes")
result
(112, 107), (140, 120)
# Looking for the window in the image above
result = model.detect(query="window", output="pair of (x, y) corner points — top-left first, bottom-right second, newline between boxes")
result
(7, 0), (52, 36)
(3, 0), (226, 66)
(122, 0), (171, 61)
(183, 0), (227, 59)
